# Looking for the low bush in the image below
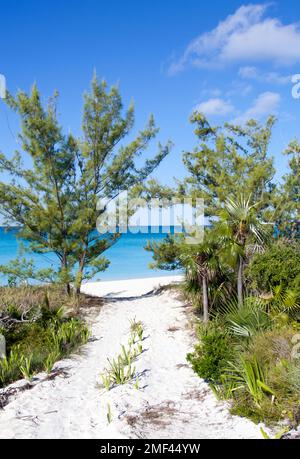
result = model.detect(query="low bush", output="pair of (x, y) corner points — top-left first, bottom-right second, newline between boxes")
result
(187, 322), (234, 383)
(230, 328), (300, 425)
(188, 301), (300, 426)
(0, 318), (89, 387)
(245, 241), (300, 292)
(0, 285), (89, 388)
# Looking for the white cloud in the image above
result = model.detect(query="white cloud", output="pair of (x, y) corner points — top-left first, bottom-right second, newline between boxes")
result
(239, 66), (292, 85)
(232, 91), (281, 124)
(169, 4), (300, 74)
(226, 80), (253, 97)
(194, 98), (234, 116)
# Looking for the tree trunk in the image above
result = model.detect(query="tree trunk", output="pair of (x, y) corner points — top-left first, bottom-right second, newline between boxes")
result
(76, 283), (81, 296)
(237, 255), (244, 307)
(61, 253), (71, 296)
(66, 283), (71, 296)
(202, 276), (209, 323)
(75, 260), (85, 296)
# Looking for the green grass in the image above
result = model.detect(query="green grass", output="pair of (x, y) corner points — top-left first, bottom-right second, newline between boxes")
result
(0, 285), (90, 388)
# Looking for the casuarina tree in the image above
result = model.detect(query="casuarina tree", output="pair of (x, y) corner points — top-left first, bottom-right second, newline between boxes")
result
(0, 76), (171, 294)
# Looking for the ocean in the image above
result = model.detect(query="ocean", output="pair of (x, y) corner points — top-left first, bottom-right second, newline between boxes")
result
(0, 227), (182, 284)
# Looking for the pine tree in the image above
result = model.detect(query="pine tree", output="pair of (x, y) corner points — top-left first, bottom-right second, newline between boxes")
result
(0, 77), (171, 293)
(178, 113), (276, 216)
(278, 139), (300, 239)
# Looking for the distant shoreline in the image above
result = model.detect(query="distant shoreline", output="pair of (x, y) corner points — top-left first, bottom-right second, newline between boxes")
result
(81, 274), (184, 298)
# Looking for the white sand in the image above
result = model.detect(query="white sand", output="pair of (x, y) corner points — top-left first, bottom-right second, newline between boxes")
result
(0, 275), (264, 439)
(81, 275), (184, 298)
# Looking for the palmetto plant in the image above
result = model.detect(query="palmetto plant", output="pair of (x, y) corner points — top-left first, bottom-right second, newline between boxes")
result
(218, 195), (270, 306)
(217, 296), (272, 338)
(265, 285), (300, 314)
(181, 234), (222, 322)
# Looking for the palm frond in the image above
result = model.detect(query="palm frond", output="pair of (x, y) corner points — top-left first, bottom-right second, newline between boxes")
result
(216, 295), (272, 337)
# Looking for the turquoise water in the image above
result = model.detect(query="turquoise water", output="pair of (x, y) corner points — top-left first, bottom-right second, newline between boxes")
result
(0, 227), (182, 283)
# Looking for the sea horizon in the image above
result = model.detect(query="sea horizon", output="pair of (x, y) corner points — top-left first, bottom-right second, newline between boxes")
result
(0, 226), (183, 284)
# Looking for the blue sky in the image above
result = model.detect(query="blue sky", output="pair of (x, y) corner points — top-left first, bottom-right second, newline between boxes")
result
(1, 0), (300, 186)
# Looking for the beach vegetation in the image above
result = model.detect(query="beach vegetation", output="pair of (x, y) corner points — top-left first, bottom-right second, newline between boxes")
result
(0, 77), (171, 295)
(245, 240), (300, 292)
(106, 403), (113, 424)
(145, 113), (299, 428)
(100, 323), (144, 391)
(0, 285), (89, 388)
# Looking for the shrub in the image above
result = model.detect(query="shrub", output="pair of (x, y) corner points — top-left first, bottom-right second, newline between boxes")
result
(245, 241), (300, 292)
(228, 327), (300, 425)
(0, 286), (90, 388)
(247, 328), (295, 367)
(187, 323), (233, 383)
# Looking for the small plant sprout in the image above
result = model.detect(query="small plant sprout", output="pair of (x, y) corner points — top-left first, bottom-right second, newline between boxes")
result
(129, 318), (144, 342)
(19, 354), (33, 381)
(0, 358), (10, 386)
(107, 357), (128, 385)
(121, 344), (132, 366)
(126, 364), (136, 380)
(80, 328), (90, 344)
(44, 351), (59, 374)
(128, 334), (136, 346)
(106, 403), (112, 424)
(129, 317), (142, 333)
(136, 325), (144, 341)
(260, 426), (289, 439)
(100, 372), (111, 391)
(134, 378), (140, 390)
(99, 326), (145, 391)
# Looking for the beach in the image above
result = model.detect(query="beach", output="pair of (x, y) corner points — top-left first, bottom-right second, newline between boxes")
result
(0, 275), (264, 439)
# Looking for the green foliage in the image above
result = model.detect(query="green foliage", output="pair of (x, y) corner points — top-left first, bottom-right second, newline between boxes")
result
(106, 403), (113, 424)
(19, 354), (33, 380)
(187, 323), (233, 383)
(0, 256), (55, 287)
(260, 426), (289, 440)
(217, 296), (272, 337)
(100, 321), (144, 391)
(0, 286), (89, 388)
(178, 114), (276, 217)
(246, 241), (300, 292)
(189, 292), (300, 425)
(0, 77), (171, 293)
(0, 317), (88, 387)
(275, 139), (300, 238)
(145, 235), (183, 270)
(129, 318), (144, 342)
(225, 356), (275, 406)
(44, 350), (60, 374)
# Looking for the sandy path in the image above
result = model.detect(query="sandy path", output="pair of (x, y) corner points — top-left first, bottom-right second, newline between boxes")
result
(0, 277), (262, 439)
